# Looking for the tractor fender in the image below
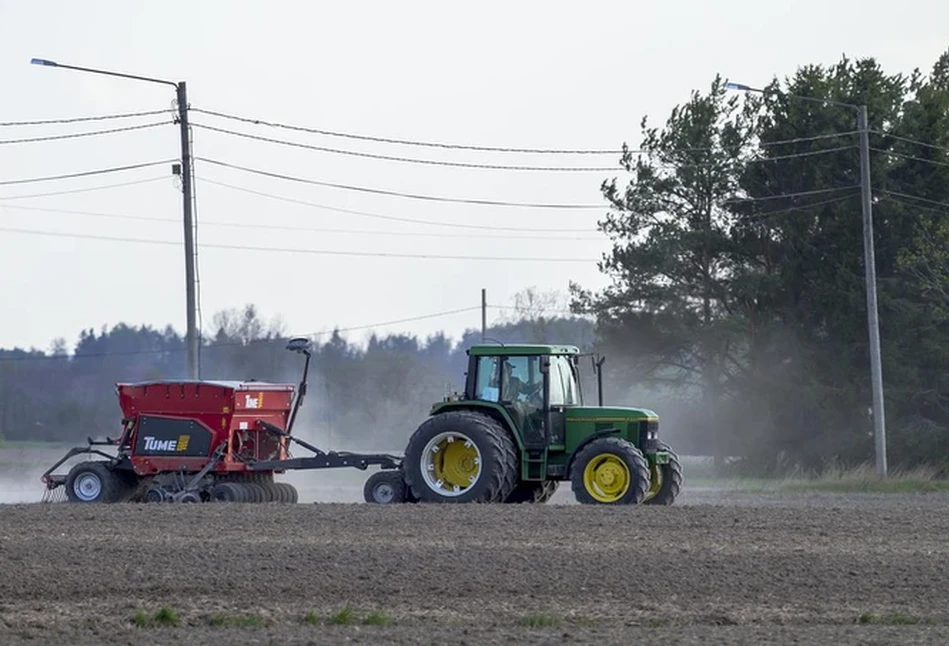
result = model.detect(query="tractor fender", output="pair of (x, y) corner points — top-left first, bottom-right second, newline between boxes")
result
(429, 401), (524, 452)
(564, 427), (622, 475)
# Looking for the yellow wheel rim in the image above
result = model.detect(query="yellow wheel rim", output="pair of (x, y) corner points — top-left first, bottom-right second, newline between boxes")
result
(582, 453), (630, 503)
(421, 431), (482, 496)
(644, 462), (662, 501)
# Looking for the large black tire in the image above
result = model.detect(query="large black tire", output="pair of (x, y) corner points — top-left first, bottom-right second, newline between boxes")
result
(364, 470), (407, 504)
(504, 480), (559, 503)
(570, 437), (650, 505)
(64, 461), (127, 503)
(643, 442), (683, 505)
(404, 411), (518, 503)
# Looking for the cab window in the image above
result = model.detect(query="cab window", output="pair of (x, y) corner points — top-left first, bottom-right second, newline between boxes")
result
(552, 356), (579, 406)
(475, 356), (501, 402)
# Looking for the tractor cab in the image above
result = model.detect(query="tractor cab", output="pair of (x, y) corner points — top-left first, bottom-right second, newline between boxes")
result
(464, 344), (582, 450)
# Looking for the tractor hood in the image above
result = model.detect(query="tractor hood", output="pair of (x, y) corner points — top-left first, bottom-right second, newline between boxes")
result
(565, 406), (658, 422)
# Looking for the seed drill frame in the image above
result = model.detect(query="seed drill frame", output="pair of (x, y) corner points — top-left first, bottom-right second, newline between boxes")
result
(40, 337), (405, 503)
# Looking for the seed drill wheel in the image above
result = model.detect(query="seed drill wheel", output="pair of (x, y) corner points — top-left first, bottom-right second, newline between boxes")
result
(63, 461), (127, 504)
(364, 469), (407, 504)
(210, 482), (247, 502)
(504, 480), (559, 503)
(643, 441), (684, 505)
(271, 482), (299, 503)
(243, 482), (267, 503)
(404, 410), (517, 503)
(570, 437), (650, 505)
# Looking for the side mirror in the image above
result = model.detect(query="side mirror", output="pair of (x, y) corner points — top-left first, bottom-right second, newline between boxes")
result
(286, 337), (313, 355)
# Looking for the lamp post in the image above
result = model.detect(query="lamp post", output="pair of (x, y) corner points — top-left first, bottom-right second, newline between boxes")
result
(31, 58), (199, 380)
(726, 81), (887, 478)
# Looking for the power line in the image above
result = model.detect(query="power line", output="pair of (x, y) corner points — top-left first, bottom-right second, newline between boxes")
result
(875, 192), (948, 215)
(876, 189), (949, 210)
(0, 109), (170, 127)
(644, 144), (857, 171)
(724, 185), (859, 204)
(871, 148), (949, 169)
(0, 203), (604, 241)
(192, 107), (623, 155)
(0, 226), (600, 262)
(869, 129), (949, 155)
(192, 107), (860, 155)
(0, 121), (170, 145)
(196, 157), (605, 210)
(198, 177), (597, 233)
(0, 160), (175, 186)
(756, 130), (860, 149)
(741, 194), (859, 221)
(0, 176), (168, 201)
(191, 122), (620, 172)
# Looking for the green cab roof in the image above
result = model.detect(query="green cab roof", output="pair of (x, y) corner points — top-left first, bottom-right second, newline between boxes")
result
(468, 343), (580, 356)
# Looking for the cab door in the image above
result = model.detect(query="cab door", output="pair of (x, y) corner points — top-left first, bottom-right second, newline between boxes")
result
(546, 357), (568, 446)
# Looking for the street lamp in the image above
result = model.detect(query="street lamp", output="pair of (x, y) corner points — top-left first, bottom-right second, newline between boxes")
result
(30, 57), (199, 380)
(726, 80), (887, 478)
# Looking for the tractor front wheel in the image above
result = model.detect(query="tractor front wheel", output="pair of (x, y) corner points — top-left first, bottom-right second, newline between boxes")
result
(570, 438), (650, 505)
(643, 442), (684, 505)
(64, 461), (127, 503)
(364, 469), (407, 504)
(404, 411), (518, 503)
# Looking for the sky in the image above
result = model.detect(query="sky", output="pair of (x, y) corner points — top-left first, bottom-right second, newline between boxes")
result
(1, 0), (948, 355)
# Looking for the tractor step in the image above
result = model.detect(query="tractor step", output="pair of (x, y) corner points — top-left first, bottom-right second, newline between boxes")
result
(523, 450), (548, 480)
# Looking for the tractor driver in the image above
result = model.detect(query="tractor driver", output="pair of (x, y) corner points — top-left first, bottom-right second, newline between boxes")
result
(501, 359), (543, 407)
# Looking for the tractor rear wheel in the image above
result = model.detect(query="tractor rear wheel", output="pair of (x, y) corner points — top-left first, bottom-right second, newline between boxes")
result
(570, 437), (650, 505)
(404, 411), (518, 503)
(64, 461), (126, 503)
(364, 469), (407, 504)
(643, 442), (684, 505)
(504, 480), (559, 503)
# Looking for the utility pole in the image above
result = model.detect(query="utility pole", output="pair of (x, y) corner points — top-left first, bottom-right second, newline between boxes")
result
(31, 58), (200, 379)
(857, 105), (887, 478)
(481, 288), (487, 341)
(176, 82), (198, 380)
(726, 81), (888, 478)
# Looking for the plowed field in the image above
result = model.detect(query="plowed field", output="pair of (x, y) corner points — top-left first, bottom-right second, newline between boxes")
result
(2, 491), (949, 644)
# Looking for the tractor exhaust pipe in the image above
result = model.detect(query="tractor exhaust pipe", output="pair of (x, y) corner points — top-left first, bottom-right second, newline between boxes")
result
(595, 355), (606, 407)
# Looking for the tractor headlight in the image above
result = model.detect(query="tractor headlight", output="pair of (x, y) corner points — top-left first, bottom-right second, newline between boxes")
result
(641, 419), (659, 441)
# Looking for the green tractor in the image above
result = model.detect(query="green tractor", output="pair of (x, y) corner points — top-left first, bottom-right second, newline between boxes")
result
(366, 343), (682, 505)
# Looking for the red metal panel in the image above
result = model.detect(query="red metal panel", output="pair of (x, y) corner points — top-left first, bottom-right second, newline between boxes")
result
(120, 379), (296, 477)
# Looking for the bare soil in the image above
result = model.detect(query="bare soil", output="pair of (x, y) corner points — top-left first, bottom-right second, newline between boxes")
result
(1, 492), (949, 644)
